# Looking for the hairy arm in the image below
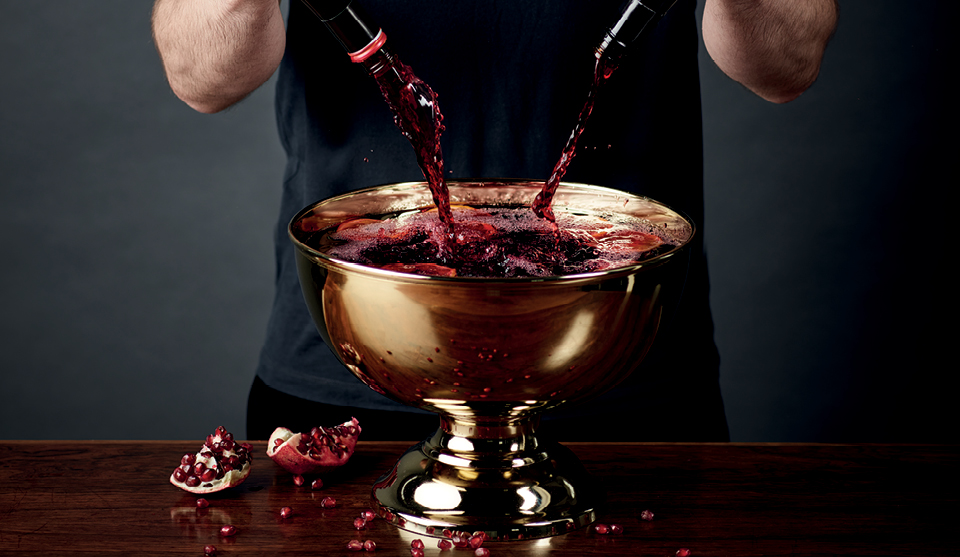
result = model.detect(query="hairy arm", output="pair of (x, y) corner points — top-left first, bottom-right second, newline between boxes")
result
(152, 0), (286, 113)
(702, 0), (839, 103)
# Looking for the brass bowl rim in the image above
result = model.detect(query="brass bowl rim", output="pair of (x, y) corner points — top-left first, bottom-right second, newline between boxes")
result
(288, 179), (696, 285)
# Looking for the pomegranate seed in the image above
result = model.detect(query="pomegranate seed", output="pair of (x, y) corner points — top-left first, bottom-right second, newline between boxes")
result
(468, 534), (484, 548)
(362, 509), (376, 521)
(363, 539), (377, 551)
(185, 476), (201, 488)
(610, 523), (624, 534)
(411, 539), (425, 549)
(438, 539), (453, 550)
(203, 544), (217, 556)
(311, 478), (324, 490)
(196, 498), (209, 509)
(354, 517), (367, 529)
(677, 550), (691, 557)
(641, 509), (654, 521)
(219, 524), (237, 536)
(452, 534), (469, 548)
(280, 506), (293, 519)
(293, 474), (305, 487)
(410, 550), (425, 557)
(593, 523), (609, 534)
(474, 549), (490, 557)
(320, 496), (336, 508)
(181, 453), (196, 466)
(442, 529), (453, 538)
(347, 539), (363, 551)
(173, 468), (187, 482)
(201, 468), (216, 483)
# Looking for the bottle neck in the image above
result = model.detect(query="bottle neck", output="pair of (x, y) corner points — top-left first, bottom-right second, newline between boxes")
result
(299, 0), (385, 61)
(596, 0), (678, 62)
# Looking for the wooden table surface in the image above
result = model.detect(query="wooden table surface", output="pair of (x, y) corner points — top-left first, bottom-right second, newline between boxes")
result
(0, 441), (955, 555)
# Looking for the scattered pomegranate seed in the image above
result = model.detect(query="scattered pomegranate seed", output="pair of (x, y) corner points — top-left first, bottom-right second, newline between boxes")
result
(293, 474), (305, 487)
(593, 523), (609, 534)
(311, 478), (323, 490)
(676, 549), (691, 557)
(468, 534), (484, 548)
(347, 539), (363, 551)
(203, 544), (217, 555)
(363, 539), (377, 551)
(363, 509), (377, 521)
(610, 524), (624, 534)
(320, 496), (337, 508)
(196, 498), (209, 509)
(411, 539), (425, 549)
(354, 517), (367, 530)
(641, 509), (654, 521)
(474, 549), (491, 557)
(410, 549), (425, 557)
(219, 524), (237, 537)
(438, 539), (453, 550)
(442, 528), (453, 537)
(280, 506), (293, 519)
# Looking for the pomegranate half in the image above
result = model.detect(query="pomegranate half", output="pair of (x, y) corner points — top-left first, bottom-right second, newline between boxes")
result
(266, 417), (361, 475)
(170, 426), (252, 494)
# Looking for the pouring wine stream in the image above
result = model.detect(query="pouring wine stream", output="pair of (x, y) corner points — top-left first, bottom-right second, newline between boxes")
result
(303, 0), (678, 243)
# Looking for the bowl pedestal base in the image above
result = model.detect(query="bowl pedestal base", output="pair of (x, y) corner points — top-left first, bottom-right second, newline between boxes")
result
(372, 416), (602, 540)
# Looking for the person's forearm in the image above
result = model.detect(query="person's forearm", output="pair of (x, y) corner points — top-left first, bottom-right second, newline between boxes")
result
(152, 0), (286, 113)
(702, 0), (838, 103)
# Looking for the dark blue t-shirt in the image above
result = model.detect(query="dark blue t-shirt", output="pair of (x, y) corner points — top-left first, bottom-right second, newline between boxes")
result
(259, 0), (728, 440)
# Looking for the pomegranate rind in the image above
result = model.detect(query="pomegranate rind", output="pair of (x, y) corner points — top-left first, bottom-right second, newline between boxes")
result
(266, 417), (361, 475)
(169, 427), (252, 494)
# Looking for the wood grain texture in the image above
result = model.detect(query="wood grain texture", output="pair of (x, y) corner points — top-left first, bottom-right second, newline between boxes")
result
(0, 441), (955, 555)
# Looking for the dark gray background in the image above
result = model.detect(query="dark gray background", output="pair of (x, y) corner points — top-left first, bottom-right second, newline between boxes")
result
(1, 2), (953, 441)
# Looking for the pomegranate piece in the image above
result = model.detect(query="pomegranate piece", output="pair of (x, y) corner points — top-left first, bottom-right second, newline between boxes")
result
(220, 524), (237, 537)
(280, 506), (293, 519)
(363, 539), (377, 551)
(411, 539), (425, 549)
(169, 426), (252, 494)
(266, 417), (362, 475)
(437, 539), (453, 550)
(347, 539), (364, 551)
(196, 498), (209, 509)
(311, 478), (324, 490)
(320, 496), (337, 508)
(293, 474), (305, 486)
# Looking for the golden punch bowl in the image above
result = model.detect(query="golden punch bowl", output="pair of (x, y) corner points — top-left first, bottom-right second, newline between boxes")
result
(289, 180), (694, 540)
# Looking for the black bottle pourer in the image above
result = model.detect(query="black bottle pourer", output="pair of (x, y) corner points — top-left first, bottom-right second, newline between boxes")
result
(597, 0), (679, 61)
(299, 0), (388, 64)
